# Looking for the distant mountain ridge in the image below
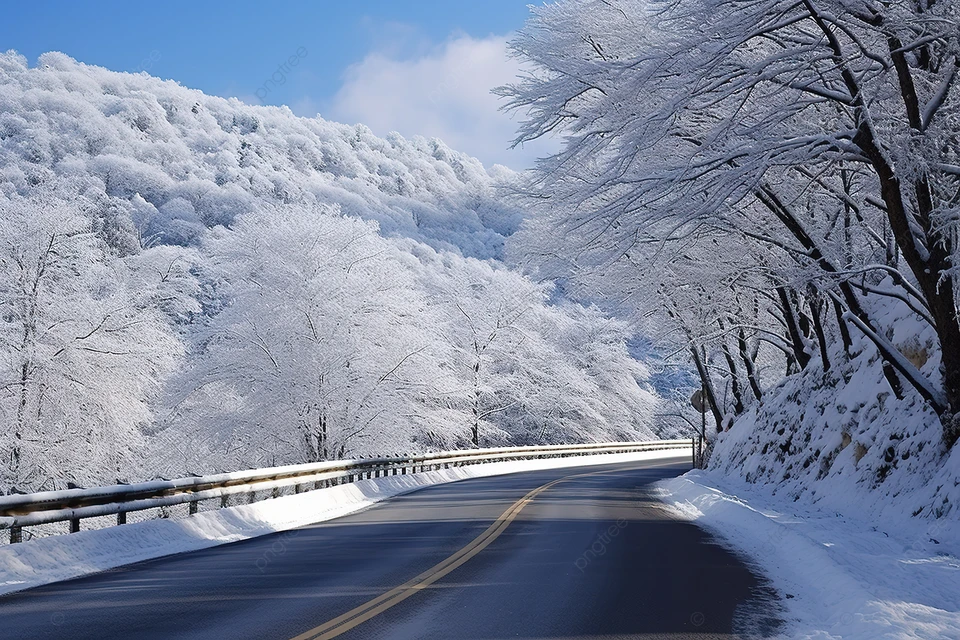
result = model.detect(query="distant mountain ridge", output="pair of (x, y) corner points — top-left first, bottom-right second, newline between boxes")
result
(0, 50), (521, 259)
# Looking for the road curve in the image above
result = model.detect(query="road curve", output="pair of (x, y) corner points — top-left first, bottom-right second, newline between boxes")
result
(0, 456), (781, 639)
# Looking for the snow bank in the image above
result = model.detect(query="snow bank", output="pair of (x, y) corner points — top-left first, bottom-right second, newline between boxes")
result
(0, 448), (688, 597)
(658, 472), (960, 639)
(707, 303), (960, 534)
(674, 296), (960, 636)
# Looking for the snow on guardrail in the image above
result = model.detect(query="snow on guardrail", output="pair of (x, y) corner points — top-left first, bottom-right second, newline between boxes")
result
(0, 439), (699, 543)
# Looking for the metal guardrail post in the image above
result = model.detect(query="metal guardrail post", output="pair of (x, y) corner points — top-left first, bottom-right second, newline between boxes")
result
(117, 512), (126, 526)
(69, 518), (80, 534)
(10, 526), (22, 544)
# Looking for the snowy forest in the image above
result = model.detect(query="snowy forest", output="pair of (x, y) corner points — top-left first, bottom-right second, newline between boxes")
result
(0, 50), (673, 494)
(3, 0), (960, 528)
(500, 0), (960, 519)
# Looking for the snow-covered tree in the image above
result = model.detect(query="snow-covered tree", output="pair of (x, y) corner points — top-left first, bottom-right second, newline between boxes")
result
(0, 196), (184, 492)
(500, 0), (960, 446)
(162, 204), (455, 469)
(0, 50), (674, 487)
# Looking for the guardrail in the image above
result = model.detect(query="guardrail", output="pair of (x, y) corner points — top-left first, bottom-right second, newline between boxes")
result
(0, 439), (699, 544)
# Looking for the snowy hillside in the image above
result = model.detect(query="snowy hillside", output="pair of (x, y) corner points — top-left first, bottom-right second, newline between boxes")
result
(0, 52), (674, 493)
(663, 298), (960, 637)
(0, 51), (519, 259)
(708, 294), (960, 525)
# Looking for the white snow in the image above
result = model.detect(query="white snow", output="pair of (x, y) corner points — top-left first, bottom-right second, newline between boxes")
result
(658, 471), (960, 639)
(0, 448), (689, 597)
(0, 52), (675, 493)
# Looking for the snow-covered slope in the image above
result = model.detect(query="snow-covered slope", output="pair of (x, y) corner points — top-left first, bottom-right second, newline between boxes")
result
(706, 294), (960, 527)
(0, 52), (674, 493)
(666, 299), (960, 636)
(0, 50), (519, 259)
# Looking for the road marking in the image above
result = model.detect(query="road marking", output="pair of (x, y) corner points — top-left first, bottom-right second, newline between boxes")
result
(289, 468), (604, 640)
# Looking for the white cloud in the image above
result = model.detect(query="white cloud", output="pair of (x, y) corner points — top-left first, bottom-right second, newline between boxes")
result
(314, 33), (559, 171)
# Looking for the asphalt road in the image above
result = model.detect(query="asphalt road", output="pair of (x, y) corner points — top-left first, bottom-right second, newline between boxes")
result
(0, 456), (782, 639)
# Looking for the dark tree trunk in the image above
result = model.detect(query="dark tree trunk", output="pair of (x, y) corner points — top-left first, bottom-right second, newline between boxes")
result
(691, 346), (723, 432)
(810, 296), (831, 372)
(777, 287), (811, 370)
(832, 297), (853, 355)
(718, 320), (745, 415)
(738, 329), (763, 401)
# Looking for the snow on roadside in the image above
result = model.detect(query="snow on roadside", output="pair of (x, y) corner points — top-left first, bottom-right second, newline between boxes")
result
(0, 448), (689, 597)
(657, 471), (960, 639)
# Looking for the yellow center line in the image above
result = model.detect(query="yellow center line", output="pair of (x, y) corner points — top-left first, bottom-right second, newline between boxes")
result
(289, 467), (612, 640)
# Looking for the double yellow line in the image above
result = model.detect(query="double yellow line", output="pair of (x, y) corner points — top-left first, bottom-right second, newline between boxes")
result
(289, 472), (576, 640)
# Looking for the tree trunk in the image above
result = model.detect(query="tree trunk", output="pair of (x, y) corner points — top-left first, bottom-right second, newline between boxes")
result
(738, 329), (763, 401)
(777, 287), (811, 370)
(832, 297), (853, 355)
(319, 413), (328, 460)
(690, 346), (723, 432)
(810, 296), (831, 372)
(718, 320), (745, 415)
(471, 358), (481, 448)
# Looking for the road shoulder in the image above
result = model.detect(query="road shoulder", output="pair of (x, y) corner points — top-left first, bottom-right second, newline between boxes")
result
(656, 471), (960, 638)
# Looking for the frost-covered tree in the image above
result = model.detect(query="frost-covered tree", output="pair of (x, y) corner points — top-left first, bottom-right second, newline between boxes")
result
(162, 204), (456, 469)
(500, 0), (960, 446)
(0, 196), (184, 492)
(0, 50), (674, 487)
(157, 204), (669, 473)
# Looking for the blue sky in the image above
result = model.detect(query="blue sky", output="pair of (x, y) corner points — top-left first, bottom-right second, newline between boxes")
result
(1, 1), (556, 168)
